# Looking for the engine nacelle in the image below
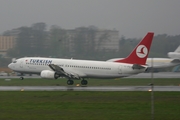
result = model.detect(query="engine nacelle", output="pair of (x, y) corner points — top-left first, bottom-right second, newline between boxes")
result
(40, 70), (59, 79)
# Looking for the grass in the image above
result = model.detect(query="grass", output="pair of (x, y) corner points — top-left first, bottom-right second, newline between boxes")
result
(0, 91), (180, 120)
(1, 78), (180, 119)
(0, 78), (180, 86)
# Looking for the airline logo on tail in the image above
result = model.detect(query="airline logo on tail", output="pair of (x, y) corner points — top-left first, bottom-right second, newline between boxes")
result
(114, 32), (154, 65)
(136, 45), (148, 58)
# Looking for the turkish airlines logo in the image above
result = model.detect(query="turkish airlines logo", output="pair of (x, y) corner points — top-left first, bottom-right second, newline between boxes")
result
(136, 45), (148, 58)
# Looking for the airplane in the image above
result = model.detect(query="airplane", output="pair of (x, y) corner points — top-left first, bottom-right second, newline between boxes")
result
(167, 45), (180, 72)
(168, 45), (180, 59)
(107, 45), (180, 70)
(8, 32), (154, 85)
(107, 58), (180, 70)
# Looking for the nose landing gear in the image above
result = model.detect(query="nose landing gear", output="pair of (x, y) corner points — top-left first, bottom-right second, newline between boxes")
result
(20, 76), (24, 80)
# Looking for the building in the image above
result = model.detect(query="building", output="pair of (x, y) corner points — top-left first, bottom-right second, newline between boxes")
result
(65, 29), (119, 53)
(94, 30), (119, 51)
(0, 28), (119, 57)
(0, 36), (16, 56)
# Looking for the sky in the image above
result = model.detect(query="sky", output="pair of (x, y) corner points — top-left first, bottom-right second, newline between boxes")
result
(0, 0), (180, 38)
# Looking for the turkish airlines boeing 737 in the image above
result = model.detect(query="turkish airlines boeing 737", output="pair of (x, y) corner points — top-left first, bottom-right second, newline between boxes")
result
(8, 32), (154, 85)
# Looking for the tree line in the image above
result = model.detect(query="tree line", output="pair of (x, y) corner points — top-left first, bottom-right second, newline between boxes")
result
(3, 22), (180, 60)
(119, 34), (180, 58)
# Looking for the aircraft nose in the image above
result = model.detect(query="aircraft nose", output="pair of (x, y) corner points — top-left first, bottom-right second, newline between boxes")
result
(8, 63), (13, 69)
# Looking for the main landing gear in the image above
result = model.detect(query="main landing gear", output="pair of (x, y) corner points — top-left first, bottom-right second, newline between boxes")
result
(81, 79), (88, 85)
(67, 80), (74, 85)
(67, 79), (88, 85)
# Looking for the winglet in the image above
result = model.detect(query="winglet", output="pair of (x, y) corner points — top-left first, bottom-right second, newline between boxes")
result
(115, 32), (154, 65)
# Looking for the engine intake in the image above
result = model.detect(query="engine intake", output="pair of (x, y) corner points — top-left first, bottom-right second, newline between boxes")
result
(40, 70), (59, 79)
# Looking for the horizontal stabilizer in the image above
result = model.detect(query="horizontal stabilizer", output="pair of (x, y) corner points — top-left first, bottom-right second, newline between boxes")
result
(171, 59), (180, 63)
(132, 64), (146, 69)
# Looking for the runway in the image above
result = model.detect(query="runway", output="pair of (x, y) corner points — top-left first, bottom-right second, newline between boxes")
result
(1, 72), (180, 79)
(0, 72), (180, 91)
(0, 86), (180, 91)
(126, 72), (180, 78)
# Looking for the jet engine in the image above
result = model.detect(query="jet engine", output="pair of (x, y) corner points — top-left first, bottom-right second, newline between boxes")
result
(40, 70), (59, 79)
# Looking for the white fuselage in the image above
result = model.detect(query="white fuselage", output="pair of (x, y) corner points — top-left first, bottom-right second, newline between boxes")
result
(8, 57), (147, 79)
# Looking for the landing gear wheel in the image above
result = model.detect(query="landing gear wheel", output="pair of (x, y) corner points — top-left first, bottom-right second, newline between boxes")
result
(81, 80), (88, 85)
(67, 80), (74, 85)
(20, 77), (24, 80)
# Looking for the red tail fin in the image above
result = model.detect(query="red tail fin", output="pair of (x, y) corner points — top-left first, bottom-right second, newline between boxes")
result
(115, 32), (154, 65)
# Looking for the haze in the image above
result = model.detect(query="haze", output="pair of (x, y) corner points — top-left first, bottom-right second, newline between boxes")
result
(0, 0), (180, 38)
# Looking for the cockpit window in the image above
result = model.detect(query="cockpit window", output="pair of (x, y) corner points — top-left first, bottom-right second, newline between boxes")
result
(13, 61), (17, 63)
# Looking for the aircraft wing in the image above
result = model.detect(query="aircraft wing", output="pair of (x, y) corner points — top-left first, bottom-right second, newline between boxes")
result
(48, 64), (86, 79)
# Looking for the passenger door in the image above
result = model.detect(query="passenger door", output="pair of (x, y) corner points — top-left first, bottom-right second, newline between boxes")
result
(20, 60), (23, 68)
(118, 65), (122, 74)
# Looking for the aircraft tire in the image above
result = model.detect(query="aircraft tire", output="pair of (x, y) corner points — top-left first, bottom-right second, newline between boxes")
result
(81, 80), (88, 85)
(67, 80), (74, 85)
(20, 77), (24, 80)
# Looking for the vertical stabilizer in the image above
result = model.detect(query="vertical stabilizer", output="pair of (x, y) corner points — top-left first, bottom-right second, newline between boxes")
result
(115, 32), (154, 65)
(174, 45), (180, 53)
